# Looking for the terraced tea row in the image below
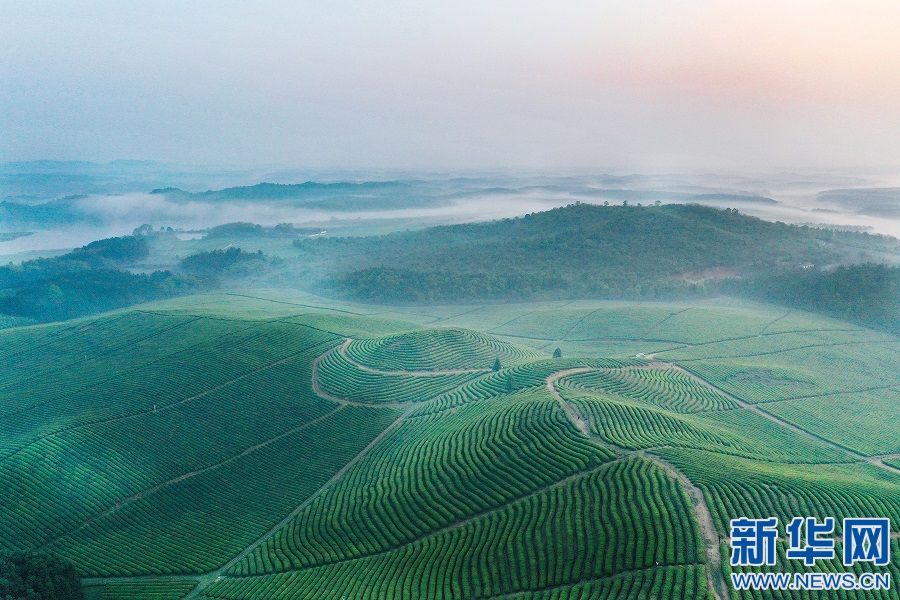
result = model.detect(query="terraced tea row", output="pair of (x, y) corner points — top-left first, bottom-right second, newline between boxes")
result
(499, 565), (708, 600)
(205, 457), (702, 600)
(316, 347), (480, 404)
(414, 357), (643, 416)
(85, 580), (198, 600)
(344, 328), (541, 371)
(44, 405), (399, 576)
(762, 388), (900, 456)
(283, 313), (422, 339)
(681, 342), (900, 404)
(0, 323), (339, 456)
(565, 392), (852, 463)
(0, 311), (191, 384)
(233, 390), (613, 575)
(559, 367), (738, 413)
(0, 313), (250, 409)
(488, 306), (799, 345)
(656, 328), (890, 362)
(657, 448), (900, 540)
(0, 348), (338, 549)
(0, 300), (893, 600)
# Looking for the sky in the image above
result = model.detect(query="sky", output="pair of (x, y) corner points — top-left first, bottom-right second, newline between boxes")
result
(1, 1), (898, 172)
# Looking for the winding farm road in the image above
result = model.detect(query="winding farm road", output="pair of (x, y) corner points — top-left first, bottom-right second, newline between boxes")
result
(545, 369), (730, 600)
(80, 345), (895, 600)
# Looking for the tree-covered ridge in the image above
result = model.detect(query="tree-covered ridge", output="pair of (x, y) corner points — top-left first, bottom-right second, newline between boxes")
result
(298, 203), (897, 303)
(204, 222), (322, 240)
(180, 247), (265, 281)
(0, 236), (267, 324)
(149, 180), (446, 211)
(0, 236), (196, 323)
(727, 263), (899, 334)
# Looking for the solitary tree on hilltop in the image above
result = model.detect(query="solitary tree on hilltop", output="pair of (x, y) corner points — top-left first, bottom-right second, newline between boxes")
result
(492, 358), (501, 372)
(505, 372), (515, 392)
(553, 347), (562, 358)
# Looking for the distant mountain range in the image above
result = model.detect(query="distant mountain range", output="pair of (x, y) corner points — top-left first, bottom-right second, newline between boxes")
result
(149, 181), (443, 211)
(817, 187), (900, 218)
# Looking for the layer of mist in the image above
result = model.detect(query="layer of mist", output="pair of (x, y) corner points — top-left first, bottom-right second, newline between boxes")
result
(2, 162), (898, 260)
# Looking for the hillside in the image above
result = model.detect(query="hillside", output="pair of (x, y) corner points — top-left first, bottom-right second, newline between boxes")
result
(0, 236), (200, 323)
(298, 203), (899, 305)
(150, 180), (446, 211)
(1, 293), (897, 599)
(4, 204), (897, 332)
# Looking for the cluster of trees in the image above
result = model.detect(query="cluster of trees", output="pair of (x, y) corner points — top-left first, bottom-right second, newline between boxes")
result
(65, 234), (150, 266)
(727, 263), (899, 334)
(204, 222), (321, 240)
(0, 235), (195, 323)
(0, 552), (83, 599)
(298, 203), (895, 304)
(0, 267), (195, 323)
(180, 247), (266, 281)
(0, 235), (270, 324)
(3, 204), (895, 330)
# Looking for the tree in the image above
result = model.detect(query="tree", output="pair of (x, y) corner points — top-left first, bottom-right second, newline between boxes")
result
(0, 552), (84, 599)
(492, 358), (501, 372)
(504, 372), (515, 392)
(553, 347), (562, 358)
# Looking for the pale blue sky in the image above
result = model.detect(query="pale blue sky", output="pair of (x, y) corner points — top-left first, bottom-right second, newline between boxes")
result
(1, 1), (898, 171)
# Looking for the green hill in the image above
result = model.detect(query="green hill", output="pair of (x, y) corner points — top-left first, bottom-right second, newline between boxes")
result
(299, 203), (898, 303)
(1, 295), (898, 599)
(292, 203), (899, 332)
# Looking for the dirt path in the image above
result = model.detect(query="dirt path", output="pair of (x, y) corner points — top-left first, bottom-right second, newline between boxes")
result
(640, 307), (693, 340)
(758, 309), (792, 335)
(81, 574), (199, 586)
(309, 345), (416, 407)
(219, 292), (364, 315)
(546, 370), (729, 600)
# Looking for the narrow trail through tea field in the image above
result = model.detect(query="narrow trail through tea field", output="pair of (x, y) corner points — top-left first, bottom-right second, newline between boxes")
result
(546, 368), (729, 600)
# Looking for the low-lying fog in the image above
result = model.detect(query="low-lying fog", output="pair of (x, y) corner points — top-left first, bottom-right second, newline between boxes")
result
(2, 169), (898, 259)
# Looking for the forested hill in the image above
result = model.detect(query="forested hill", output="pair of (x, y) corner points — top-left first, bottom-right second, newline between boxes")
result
(150, 180), (442, 211)
(299, 202), (899, 309)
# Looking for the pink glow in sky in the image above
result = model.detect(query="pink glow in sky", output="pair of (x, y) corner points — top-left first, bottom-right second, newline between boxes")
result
(0, 1), (897, 171)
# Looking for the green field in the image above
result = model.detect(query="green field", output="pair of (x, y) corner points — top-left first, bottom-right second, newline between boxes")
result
(1, 290), (897, 599)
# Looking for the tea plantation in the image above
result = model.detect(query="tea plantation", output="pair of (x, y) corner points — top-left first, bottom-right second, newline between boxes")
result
(0, 293), (897, 599)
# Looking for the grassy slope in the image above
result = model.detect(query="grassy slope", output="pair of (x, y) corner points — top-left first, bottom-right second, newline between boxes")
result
(1, 291), (897, 599)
